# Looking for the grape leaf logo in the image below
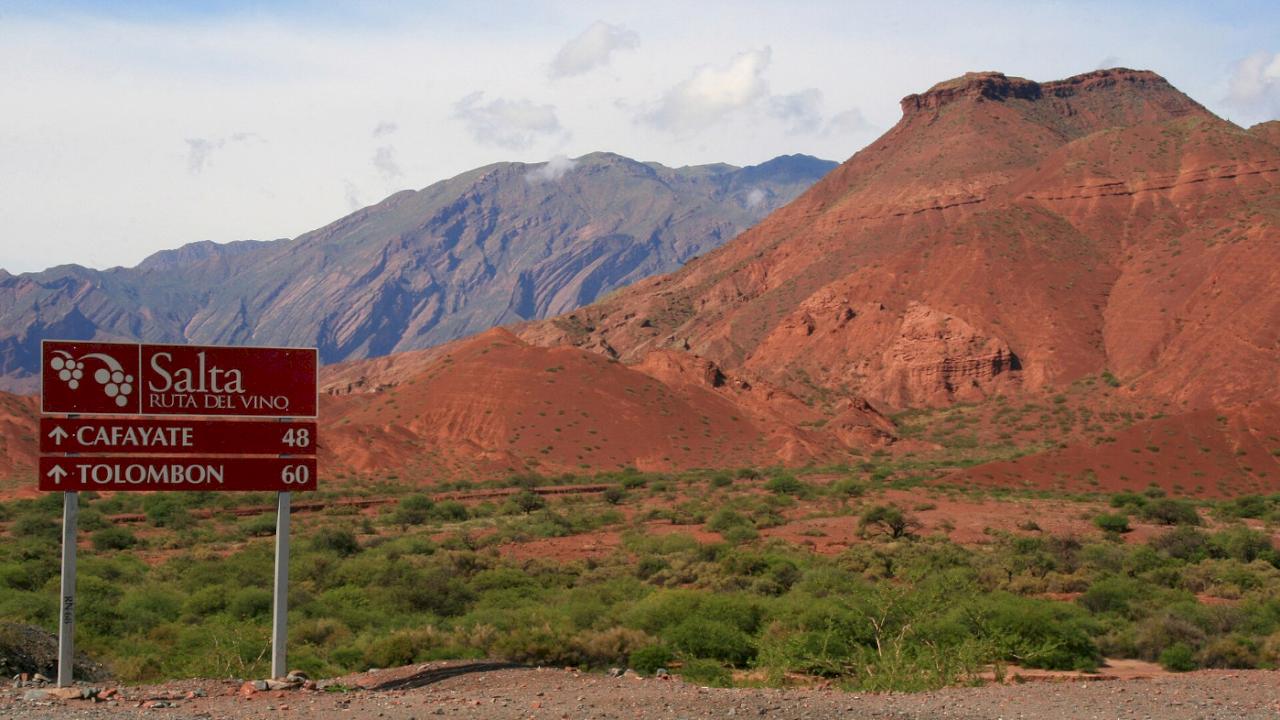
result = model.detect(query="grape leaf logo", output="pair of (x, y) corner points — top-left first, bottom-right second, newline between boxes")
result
(48, 350), (135, 408)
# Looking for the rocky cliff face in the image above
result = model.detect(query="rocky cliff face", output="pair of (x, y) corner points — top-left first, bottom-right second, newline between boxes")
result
(0, 152), (835, 392)
(519, 68), (1280, 413)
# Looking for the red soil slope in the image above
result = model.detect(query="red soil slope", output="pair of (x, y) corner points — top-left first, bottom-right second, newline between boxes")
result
(317, 328), (891, 479)
(0, 392), (37, 483)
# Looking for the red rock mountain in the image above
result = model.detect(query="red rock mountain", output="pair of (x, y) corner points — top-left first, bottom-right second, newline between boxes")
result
(519, 69), (1280, 414)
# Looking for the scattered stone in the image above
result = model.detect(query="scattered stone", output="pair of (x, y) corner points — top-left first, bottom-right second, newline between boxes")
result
(608, 667), (625, 678)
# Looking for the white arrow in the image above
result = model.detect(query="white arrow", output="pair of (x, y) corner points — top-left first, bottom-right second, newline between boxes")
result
(46, 465), (67, 485)
(48, 426), (69, 445)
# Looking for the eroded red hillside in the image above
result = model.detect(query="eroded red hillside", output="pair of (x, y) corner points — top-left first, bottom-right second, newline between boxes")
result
(317, 328), (890, 480)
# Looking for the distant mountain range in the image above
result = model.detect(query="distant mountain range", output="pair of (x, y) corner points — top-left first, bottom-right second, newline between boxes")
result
(0, 152), (835, 392)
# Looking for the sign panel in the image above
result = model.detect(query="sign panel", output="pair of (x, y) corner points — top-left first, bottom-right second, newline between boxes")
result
(40, 418), (317, 456)
(42, 341), (317, 418)
(39, 456), (317, 492)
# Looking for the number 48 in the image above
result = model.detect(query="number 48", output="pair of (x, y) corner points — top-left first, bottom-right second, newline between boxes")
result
(282, 428), (311, 448)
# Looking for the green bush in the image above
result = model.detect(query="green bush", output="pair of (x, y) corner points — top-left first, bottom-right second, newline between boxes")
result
(678, 658), (733, 686)
(92, 526), (138, 551)
(664, 618), (755, 665)
(630, 644), (673, 675)
(1159, 642), (1197, 671)
(311, 527), (361, 556)
(603, 487), (626, 505)
(228, 587), (273, 619)
(392, 494), (434, 526)
(1150, 527), (1210, 561)
(432, 501), (469, 522)
(1141, 499), (1201, 526)
(1093, 514), (1131, 534)
(764, 473), (808, 497)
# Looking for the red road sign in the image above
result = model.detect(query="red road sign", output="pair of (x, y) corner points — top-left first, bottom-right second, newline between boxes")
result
(39, 456), (316, 492)
(42, 341), (317, 417)
(40, 418), (317, 456)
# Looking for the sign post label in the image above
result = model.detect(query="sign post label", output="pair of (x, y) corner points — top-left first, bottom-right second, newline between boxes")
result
(39, 456), (317, 492)
(40, 418), (316, 455)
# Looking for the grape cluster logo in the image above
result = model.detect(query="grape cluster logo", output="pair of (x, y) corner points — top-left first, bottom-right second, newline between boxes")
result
(49, 350), (135, 407)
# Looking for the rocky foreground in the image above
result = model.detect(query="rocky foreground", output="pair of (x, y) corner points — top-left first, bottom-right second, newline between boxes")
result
(5, 663), (1279, 720)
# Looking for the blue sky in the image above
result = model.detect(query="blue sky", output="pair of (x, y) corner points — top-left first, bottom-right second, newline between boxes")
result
(1, 0), (1278, 273)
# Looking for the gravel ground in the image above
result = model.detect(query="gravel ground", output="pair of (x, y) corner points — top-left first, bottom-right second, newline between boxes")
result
(3, 663), (1278, 720)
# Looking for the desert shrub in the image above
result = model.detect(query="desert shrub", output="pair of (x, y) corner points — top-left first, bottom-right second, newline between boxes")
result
(1209, 526), (1278, 565)
(92, 526), (137, 551)
(678, 657), (733, 686)
(1110, 492), (1147, 510)
(241, 513), (277, 537)
(664, 617), (755, 665)
(228, 587), (273, 619)
(311, 527), (361, 556)
(764, 473), (808, 497)
(1079, 576), (1142, 616)
(142, 494), (194, 529)
(1150, 526), (1210, 561)
(710, 472), (734, 488)
(183, 585), (230, 616)
(117, 587), (183, 634)
(1093, 514), (1131, 534)
(1197, 636), (1258, 669)
(392, 494), (434, 526)
(603, 487), (626, 505)
(859, 505), (920, 540)
(11, 514), (58, 541)
(432, 500), (469, 521)
(571, 627), (654, 667)
(1160, 642), (1197, 671)
(1219, 495), (1271, 519)
(830, 478), (867, 498)
(707, 509), (757, 541)
(1140, 499), (1201, 526)
(1132, 606), (1208, 661)
(977, 593), (1100, 670)
(511, 491), (547, 514)
(630, 644), (673, 674)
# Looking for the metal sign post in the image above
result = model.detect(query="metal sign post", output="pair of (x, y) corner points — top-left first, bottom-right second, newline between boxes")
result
(271, 491), (291, 679)
(57, 491), (77, 688)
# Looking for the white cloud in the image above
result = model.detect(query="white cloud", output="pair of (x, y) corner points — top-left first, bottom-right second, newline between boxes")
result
(1226, 50), (1280, 119)
(453, 92), (564, 150)
(372, 121), (398, 138)
(770, 88), (824, 135)
(643, 48), (773, 134)
(745, 187), (767, 208)
(1096, 55), (1123, 70)
(825, 107), (875, 136)
(343, 180), (363, 211)
(526, 154), (578, 182)
(549, 21), (638, 79)
(372, 145), (402, 180)
(184, 132), (258, 174)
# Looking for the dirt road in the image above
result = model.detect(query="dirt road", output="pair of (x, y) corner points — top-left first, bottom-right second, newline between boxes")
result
(5, 662), (1279, 720)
